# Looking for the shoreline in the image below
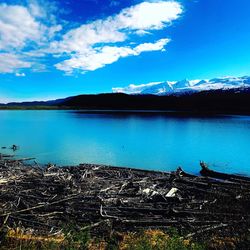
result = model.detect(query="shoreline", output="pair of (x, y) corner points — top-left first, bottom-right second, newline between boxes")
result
(1, 107), (250, 116)
(0, 156), (250, 248)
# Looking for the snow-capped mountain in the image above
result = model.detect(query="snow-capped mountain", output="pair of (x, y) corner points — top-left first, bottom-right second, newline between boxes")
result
(172, 79), (191, 89)
(140, 81), (174, 94)
(112, 76), (250, 95)
(112, 81), (174, 95)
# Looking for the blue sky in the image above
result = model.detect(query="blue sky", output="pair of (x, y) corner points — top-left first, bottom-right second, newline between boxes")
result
(0, 0), (250, 102)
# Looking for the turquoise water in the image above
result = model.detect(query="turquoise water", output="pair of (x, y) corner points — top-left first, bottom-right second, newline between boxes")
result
(0, 110), (250, 175)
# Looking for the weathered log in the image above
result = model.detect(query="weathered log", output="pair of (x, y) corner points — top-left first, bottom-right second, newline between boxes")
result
(200, 161), (250, 182)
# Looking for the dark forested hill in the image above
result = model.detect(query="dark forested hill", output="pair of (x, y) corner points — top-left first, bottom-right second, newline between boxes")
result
(1, 87), (250, 114)
(58, 87), (250, 114)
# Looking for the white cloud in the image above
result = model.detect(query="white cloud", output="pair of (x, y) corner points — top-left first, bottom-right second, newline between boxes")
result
(55, 38), (170, 74)
(0, 2), (60, 51)
(50, 21), (126, 54)
(55, 46), (135, 73)
(52, 1), (182, 74)
(51, 1), (181, 54)
(0, 4), (42, 50)
(0, 54), (31, 73)
(0, 0), (182, 74)
(15, 72), (26, 77)
(135, 30), (152, 36)
(135, 38), (170, 53)
(115, 1), (182, 30)
(0, 1), (61, 73)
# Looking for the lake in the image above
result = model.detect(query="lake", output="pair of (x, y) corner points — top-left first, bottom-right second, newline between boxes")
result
(0, 110), (250, 175)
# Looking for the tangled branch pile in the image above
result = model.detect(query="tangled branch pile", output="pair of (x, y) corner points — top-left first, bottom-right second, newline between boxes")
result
(0, 154), (250, 246)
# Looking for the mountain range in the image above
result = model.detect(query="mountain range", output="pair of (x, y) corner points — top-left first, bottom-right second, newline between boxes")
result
(1, 76), (250, 114)
(112, 76), (250, 95)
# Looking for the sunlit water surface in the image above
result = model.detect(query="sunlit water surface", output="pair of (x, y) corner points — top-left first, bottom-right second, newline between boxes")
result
(0, 110), (250, 175)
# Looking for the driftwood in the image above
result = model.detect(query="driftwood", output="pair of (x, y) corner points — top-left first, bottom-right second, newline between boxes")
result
(200, 161), (250, 182)
(0, 155), (249, 242)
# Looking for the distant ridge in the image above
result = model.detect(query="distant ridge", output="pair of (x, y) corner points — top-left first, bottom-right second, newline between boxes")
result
(1, 87), (250, 114)
(3, 97), (73, 106)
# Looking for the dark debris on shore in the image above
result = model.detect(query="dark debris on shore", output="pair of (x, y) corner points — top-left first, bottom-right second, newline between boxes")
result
(0, 153), (250, 245)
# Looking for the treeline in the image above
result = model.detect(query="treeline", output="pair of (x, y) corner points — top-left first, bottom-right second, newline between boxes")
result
(59, 88), (250, 114)
(1, 87), (250, 114)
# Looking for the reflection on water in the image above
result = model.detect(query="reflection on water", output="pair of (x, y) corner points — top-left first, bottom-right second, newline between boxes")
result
(0, 110), (250, 175)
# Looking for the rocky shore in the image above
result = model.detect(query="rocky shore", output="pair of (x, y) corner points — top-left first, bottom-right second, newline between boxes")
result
(0, 154), (250, 247)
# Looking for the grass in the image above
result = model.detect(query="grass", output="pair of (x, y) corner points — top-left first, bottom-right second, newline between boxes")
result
(2, 224), (248, 249)
(0, 227), (206, 250)
(117, 229), (204, 250)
